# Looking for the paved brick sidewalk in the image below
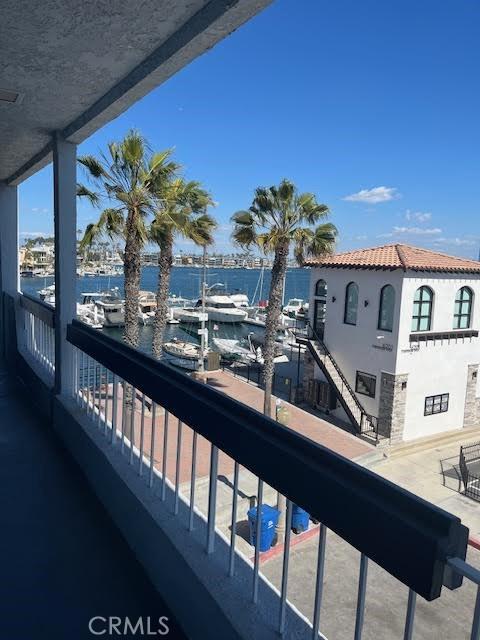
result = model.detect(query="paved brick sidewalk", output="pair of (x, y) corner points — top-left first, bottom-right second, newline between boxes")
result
(206, 370), (372, 461)
(95, 370), (372, 488)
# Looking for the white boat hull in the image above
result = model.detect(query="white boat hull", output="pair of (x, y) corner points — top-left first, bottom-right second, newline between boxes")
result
(204, 308), (247, 323)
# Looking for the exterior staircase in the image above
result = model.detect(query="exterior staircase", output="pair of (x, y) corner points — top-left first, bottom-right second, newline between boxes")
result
(296, 325), (379, 441)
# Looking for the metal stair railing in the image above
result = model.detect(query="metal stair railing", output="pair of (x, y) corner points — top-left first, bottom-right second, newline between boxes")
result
(305, 323), (378, 438)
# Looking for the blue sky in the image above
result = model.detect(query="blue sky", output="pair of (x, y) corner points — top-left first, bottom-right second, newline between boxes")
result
(18, 0), (480, 257)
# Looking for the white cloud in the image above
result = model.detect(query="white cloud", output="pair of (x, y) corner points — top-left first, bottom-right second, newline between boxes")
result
(343, 186), (399, 204)
(393, 226), (442, 235)
(31, 207), (39, 212)
(432, 237), (478, 247)
(377, 232), (393, 238)
(405, 209), (432, 223)
(354, 234), (368, 241)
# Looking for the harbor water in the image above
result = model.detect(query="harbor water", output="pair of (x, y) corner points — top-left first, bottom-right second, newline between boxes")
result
(21, 266), (311, 356)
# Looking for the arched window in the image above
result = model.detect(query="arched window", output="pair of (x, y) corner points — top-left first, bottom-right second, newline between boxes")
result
(344, 282), (359, 325)
(315, 279), (327, 297)
(453, 286), (473, 329)
(412, 286), (433, 332)
(378, 285), (395, 332)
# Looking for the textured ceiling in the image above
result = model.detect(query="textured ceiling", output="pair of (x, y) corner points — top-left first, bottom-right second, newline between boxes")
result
(0, 0), (271, 184)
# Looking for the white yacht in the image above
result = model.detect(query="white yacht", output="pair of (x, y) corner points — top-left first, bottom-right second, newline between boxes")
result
(282, 298), (305, 317)
(172, 307), (205, 324)
(138, 291), (157, 325)
(162, 338), (208, 371)
(95, 288), (125, 327)
(230, 292), (249, 308)
(211, 337), (258, 364)
(198, 294), (247, 323)
(38, 284), (55, 305)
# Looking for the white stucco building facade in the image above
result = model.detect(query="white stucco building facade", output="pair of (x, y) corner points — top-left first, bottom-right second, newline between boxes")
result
(303, 244), (480, 444)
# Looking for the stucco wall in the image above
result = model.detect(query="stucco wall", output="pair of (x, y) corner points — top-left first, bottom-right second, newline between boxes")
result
(308, 267), (404, 419)
(307, 267), (480, 442)
(396, 274), (480, 441)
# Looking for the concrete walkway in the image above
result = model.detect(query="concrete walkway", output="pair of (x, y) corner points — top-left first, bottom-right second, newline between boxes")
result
(360, 436), (480, 538)
(0, 367), (186, 640)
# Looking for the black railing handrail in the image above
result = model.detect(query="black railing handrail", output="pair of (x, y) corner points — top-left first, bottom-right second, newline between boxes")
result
(67, 318), (467, 600)
(306, 322), (365, 415)
(19, 291), (55, 328)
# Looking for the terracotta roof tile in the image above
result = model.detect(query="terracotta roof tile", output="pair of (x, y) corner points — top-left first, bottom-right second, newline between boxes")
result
(305, 243), (480, 273)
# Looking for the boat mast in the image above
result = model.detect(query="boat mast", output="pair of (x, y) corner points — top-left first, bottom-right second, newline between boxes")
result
(198, 245), (208, 373)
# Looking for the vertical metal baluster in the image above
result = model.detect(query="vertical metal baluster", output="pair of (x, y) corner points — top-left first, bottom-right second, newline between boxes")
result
(111, 374), (118, 445)
(311, 525), (328, 639)
(138, 394), (146, 475)
(74, 348), (79, 398)
(129, 387), (136, 465)
(252, 478), (264, 604)
(161, 412), (169, 501)
(279, 499), (293, 635)
(97, 365), (102, 428)
(148, 403), (157, 488)
(26, 313), (29, 353)
(103, 367), (109, 436)
(39, 321), (43, 364)
(403, 589), (416, 640)
(33, 315), (37, 357)
(206, 445), (219, 554)
(49, 327), (53, 372)
(79, 351), (84, 406)
(470, 584), (480, 640)
(121, 381), (127, 453)
(188, 430), (198, 531)
(354, 554), (369, 640)
(93, 361), (98, 421)
(86, 356), (92, 414)
(174, 420), (183, 516)
(228, 461), (240, 577)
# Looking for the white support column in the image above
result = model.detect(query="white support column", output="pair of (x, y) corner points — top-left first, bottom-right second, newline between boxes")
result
(53, 134), (77, 395)
(0, 183), (19, 359)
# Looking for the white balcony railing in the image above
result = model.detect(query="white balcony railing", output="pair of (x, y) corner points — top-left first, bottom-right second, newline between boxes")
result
(19, 293), (55, 383)
(57, 318), (480, 640)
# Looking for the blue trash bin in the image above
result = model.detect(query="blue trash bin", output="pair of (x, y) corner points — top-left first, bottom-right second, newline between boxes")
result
(291, 504), (310, 534)
(247, 504), (280, 551)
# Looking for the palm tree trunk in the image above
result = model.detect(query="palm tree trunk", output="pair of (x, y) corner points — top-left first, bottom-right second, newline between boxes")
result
(263, 241), (289, 417)
(152, 240), (173, 359)
(263, 241), (289, 545)
(123, 208), (141, 349)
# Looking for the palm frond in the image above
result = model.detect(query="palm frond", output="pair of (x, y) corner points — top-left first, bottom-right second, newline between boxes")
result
(77, 155), (107, 179)
(76, 183), (100, 206)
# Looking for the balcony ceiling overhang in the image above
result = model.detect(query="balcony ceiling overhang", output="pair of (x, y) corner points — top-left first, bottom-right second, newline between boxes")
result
(0, 0), (272, 185)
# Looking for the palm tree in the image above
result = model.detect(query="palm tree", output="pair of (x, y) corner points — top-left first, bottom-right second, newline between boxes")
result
(231, 179), (337, 417)
(77, 130), (178, 349)
(150, 178), (216, 359)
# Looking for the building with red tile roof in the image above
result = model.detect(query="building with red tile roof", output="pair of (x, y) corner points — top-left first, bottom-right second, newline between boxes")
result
(302, 243), (480, 446)
(305, 243), (480, 273)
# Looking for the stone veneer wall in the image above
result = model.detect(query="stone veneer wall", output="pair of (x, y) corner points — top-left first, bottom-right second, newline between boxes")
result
(463, 364), (480, 429)
(378, 372), (409, 444)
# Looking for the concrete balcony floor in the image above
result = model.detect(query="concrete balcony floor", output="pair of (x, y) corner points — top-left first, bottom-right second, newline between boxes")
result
(0, 363), (186, 640)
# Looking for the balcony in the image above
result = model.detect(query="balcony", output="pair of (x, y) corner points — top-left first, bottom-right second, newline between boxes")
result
(1, 3), (480, 637)
(1, 293), (480, 639)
